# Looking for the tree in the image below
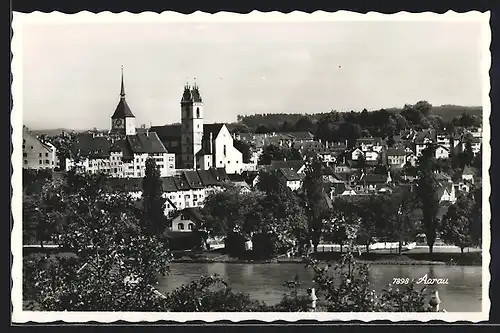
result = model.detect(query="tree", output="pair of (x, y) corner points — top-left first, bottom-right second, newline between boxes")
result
(24, 172), (171, 311)
(142, 158), (167, 236)
(461, 139), (475, 167)
(233, 139), (255, 164)
(294, 116), (316, 133)
(439, 194), (476, 253)
(302, 160), (330, 252)
(49, 132), (80, 170)
(389, 190), (419, 254)
(472, 148), (482, 170)
(256, 171), (308, 258)
(415, 145), (440, 254)
(414, 101), (433, 118)
(258, 144), (302, 165)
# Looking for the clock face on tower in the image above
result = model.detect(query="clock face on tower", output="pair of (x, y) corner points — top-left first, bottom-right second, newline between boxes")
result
(114, 119), (124, 128)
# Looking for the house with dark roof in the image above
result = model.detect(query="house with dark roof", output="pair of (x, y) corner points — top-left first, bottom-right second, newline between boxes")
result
(356, 137), (384, 152)
(355, 172), (392, 193)
(107, 167), (229, 218)
(269, 160), (307, 174)
(276, 168), (302, 191)
(23, 126), (58, 170)
(165, 207), (204, 233)
(386, 147), (407, 169)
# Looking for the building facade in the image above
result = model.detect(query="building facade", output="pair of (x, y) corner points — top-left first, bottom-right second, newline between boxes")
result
(22, 126), (58, 170)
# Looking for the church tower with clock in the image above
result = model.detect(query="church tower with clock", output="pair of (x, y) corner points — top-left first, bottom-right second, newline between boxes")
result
(110, 66), (136, 136)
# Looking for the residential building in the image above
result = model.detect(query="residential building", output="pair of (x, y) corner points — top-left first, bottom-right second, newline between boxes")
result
(386, 148), (406, 169)
(108, 167), (229, 218)
(435, 145), (450, 160)
(269, 160), (307, 174)
(437, 183), (457, 204)
(276, 168), (302, 191)
(166, 207), (203, 232)
(22, 126), (57, 170)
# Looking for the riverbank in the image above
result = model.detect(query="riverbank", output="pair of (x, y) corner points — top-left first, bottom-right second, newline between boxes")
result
(169, 249), (482, 266)
(23, 245), (482, 266)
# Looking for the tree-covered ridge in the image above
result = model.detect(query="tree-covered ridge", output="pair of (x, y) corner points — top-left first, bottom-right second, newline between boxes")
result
(234, 103), (482, 139)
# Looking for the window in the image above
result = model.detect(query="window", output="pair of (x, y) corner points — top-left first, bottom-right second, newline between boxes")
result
(223, 145), (227, 157)
(39, 153), (42, 157)
(178, 223), (185, 230)
(188, 223), (194, 230)
(39, 160), (42, 165)
(45, 153), (49, 157)
(30, 146), (33, 149)
(197, 124), (200, 129)
(22, 144), (25, 149)
(45, 159), (49, 164)
(136, 166), (140, 170)
(23, 153), (27, 157)
(24, 160), (27, 165)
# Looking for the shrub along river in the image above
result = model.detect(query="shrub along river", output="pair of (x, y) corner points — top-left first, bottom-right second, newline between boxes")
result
(157, 263), (482, 312)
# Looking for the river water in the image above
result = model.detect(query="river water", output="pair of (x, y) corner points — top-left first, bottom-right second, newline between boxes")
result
(157, 263), (482, 312)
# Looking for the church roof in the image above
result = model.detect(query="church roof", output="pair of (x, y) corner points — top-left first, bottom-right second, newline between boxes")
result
(111, 67), (135, 119)
(180, 84), (203, 103)
(203, 123), (225, 138)
(111, 99), (135, 119)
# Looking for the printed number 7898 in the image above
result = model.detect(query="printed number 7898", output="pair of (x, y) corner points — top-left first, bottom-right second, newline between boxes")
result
(392, 278), (411, 285)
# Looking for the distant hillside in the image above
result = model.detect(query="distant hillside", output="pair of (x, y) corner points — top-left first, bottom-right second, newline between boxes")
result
(28, 128), (99, 137)
(236, 104), (482, 132)
(386, 105), (482, 123)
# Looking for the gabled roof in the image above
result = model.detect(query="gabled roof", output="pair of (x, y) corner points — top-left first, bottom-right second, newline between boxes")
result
(161, 177), (179, 192)
(270, 160), (306, 172)
(215, 167), (230, 181)
(283, 132), (314, 140)
(359, 173), (388, 184)
(356, 137), (383, 145)
(150, 124), (182, 140)
(197, 170), (220, 186)
(126, 132), (168, 154)
(386, 148), (406, 157)
(111, 70), (135, 119)
(277, 167), (302, 181)
(168, 207), (204, 223)
(183, 170), (204, 189)
(203, 124), (225, 138)
(111, 98), (135, 119)
(72, 134), (112, 159)
(414, 129), (437, 144)
(173, 176), (190, 191)
(107, 178), (143, 192)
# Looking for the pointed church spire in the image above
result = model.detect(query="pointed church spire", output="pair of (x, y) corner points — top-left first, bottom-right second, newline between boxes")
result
(120, 65), (126, 99)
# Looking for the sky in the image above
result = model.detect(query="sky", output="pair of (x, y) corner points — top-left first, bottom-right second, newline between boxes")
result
(20, 18), (486, 130)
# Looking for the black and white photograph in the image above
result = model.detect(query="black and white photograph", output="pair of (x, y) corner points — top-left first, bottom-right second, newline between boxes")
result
(11, 11), (490, 322)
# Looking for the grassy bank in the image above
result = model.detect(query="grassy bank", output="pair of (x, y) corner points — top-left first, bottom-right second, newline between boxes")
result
(23, 247), (482, 266)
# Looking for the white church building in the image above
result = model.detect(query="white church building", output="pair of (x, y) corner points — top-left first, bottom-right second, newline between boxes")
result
(151, 83), (243, 174)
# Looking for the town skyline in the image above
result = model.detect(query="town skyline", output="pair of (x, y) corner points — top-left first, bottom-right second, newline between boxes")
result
(21, 19), (485, 131)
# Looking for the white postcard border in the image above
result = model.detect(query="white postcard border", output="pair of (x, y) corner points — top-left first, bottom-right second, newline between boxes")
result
(11, 10), (492, 323)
